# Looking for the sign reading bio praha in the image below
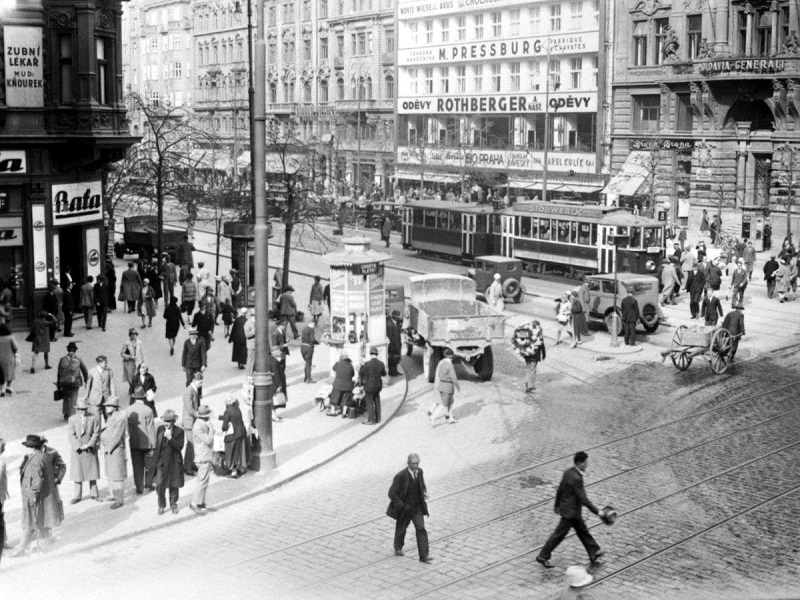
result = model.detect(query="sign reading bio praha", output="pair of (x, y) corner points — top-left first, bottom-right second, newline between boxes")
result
(397, 146), (596, 174)
(3, 26), (44, 108)
(52, 181), (103, 226)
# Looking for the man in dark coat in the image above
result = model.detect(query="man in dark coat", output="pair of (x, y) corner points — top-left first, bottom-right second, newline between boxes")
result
(537, 451), (603, 568)
(359, 347), (386, 424)
(619, 288), (640, 346)
(94, 276), (109, 331)
(127, 388), (156, 494)
(175, 235), (195, 269)
(152, 409), (184, 515)
(62, 282), (75, 337)
(706, 259), (723, 293)
(191, 303), (215, 350)
(685, 262), (706, 319)
(386, 453), (431, 563)
(702, 290), (724, 326)
(57, 341), (89, 420)
(322, 283), (331, 312)
(229, 308), (248, 369)
(278, 285), (299, 339)
(300, 321), (318, 383)
(328, 350), (354, 417)
(763, 255), (780, 299)
(386, 311), (403, 376)
(181, 329), (207, 385)
(721, 304), (745, 362)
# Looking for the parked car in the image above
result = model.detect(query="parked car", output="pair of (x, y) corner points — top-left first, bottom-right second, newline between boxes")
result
(584, 272), (661, 335)
(467, 255), (525, 303)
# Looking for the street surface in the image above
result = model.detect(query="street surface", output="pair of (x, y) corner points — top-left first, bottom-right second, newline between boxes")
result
(1, 204), (798, 598)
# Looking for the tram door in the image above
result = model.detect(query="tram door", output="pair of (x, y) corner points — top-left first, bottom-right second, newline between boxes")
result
(500, 215), (514, 257)
(598, 226), (616, 273)
(402, 207), (413, 247)
(462, 213), (475, 257)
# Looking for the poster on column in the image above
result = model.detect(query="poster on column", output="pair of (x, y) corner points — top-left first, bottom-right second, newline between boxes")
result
(3, 26), (44, 108)
(85, 227), (101, 278)
(52, 231), (60, 281)
(31, 205), (48, 289)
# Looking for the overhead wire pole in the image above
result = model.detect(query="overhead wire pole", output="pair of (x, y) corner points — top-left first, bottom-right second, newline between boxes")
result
(251, 0), (275, 471)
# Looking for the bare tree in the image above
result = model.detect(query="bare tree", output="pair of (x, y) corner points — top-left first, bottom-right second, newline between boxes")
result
(772, 143), (800, 243)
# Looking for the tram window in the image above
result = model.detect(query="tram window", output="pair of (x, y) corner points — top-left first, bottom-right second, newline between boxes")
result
(519, 216), (532, 238)
(438, 211), (450, 230)
(578, 223), (591, 245)
(531, 218), (539, 238)
(476, 214), (487, 233)
(590, 224), (598, 245)
(643, 227), (661, 247)
(539, 218), (551, 240)
(413, 209), (424, 225)
(629, 227), (642, 248)
(570, 222), (578, 244)
(449, 212), (461, 231)
(423, 209), (436, 227)
(557, 220), (570, 243)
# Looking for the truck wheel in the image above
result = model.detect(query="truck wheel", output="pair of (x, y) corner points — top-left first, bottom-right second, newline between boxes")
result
(640, 303), (660, 333)
(513, 289), (523, 304)
(604, 309), (623, 336)
(369, 216), (382, 229)
(474, 347), (494, 381)
(427, 347), (442, 384)
(502, 279), (520, 298)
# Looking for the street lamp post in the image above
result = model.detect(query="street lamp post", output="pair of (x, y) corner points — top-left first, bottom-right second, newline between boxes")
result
(251, 0), (275, 471)
(235, 0), (257, 216)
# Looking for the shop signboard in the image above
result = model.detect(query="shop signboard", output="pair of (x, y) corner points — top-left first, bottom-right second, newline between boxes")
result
(397, 146), (596, 174)
(0, 216), (23, 247)
(51, 181), (103, 226)
(398, 92), (597, 114)
(3, 26), (44, 108)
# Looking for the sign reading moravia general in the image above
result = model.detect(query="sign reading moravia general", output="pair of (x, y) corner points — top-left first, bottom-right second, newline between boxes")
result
(699, 58), (785, 75)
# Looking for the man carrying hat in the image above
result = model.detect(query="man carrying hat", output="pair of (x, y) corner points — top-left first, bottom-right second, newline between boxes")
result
(84, 355), (116, 421)
(12, 434), (58, 556)
(359, 347), (387, 425)
(57, 341), (89, 421)
(722, 303), (746, 363)
(127, 387), (156, 494)
(67, 398), (101, 504)
(190, 405), (214, 516)
(153, 409), (185, 515)
(100, 397), (128, 509)
(181, 327), (207, 386)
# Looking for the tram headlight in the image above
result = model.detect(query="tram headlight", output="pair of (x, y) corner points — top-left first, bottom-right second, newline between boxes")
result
(645, 259), (656, 272)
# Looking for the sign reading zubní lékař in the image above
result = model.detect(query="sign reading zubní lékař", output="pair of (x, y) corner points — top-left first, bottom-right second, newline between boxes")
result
(3, 26), (44, 108)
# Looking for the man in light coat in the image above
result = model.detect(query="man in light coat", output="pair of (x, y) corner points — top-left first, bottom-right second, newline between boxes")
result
(57, 341), (89, 421)
(486, 273), (504, 312)
(67, 398), (101, 504)
(100, 397), (127, 509)
(84, 355), (116, 420)
(431, 348), (460, 426)
(660, 260), (680, 306)
(190, 405), (214, 515)
(182, 373), (203, 475)
(127, 388), (156, 494)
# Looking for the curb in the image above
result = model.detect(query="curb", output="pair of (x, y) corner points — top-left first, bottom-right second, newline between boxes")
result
(1, 364), (411, 571)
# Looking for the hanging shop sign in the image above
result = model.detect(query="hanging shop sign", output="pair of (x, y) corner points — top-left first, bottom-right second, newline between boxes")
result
(0, 217), (23, 247)
(3, 26), (44, 108)
(399, 92), (597, 114)
(51, 181), (103, 226)
(0, 151), (27, 174)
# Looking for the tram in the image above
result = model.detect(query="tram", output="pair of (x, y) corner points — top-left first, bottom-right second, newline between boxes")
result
(401, 200), (665, 276)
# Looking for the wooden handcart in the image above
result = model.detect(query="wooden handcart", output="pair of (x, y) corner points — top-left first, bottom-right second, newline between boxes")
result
(660, 325), (736, 374)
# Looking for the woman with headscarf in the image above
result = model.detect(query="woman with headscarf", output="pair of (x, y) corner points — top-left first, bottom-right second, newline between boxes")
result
(221, 396), (247, 478)
(163, 296), (185, 357)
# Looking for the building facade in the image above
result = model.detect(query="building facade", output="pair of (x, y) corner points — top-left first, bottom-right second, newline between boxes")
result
(0, 0), (135, 327)
(610, 0), (800, 242)
(395, 0), (607, 200)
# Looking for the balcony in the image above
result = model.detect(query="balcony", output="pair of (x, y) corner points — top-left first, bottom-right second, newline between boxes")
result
(335, 99), (376, 111)
(381, 52), (394, 66)
(267, 102), (298, 114)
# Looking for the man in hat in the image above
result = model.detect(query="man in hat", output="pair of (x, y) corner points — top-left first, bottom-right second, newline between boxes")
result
(743, 238), (757, 280)
(181, 328), (207, 386)
(40, 437), (67, 543)
(176, 234), (195, 269)
(386, 453), (432, 563)
(685, 261), (706, 319)
(764, 254), (780, 299)
(229, 307), (249, 369)
(57, 341), (89, 421)
(706, 257), (723, 295)
(191, 301), (215, 350)
(359, 347), (387, 425)
(120, 262), (143, 313)
(161, 256), (178, 306)
(62, 280), (75, 337)
(300, 320), (318, 383)
(13, 434), (58, 556)
(84, 355), (116, 421)
(309, 275), (325, 324)
(537, 451), (603, 569)
(660, 259), (680, 306)
(386, 311), (403, 376)
(722, 304), (745, 362)
(620, 288), (640, 346)
(730, 258), (748, 306)
(67, 398), (101, 503)
(127, 387), (156, 494)
(100, 397), (128, 509)
(190, 405), (215, 515)
(244, 309), (256, 376)
(153, 409), (185, 515)
(278, 284), (299, 339)
(94, 275), (109, 331)
(79, 275), (95, 329)
(486, 273), (504, 312)
(431, 348), (459, 426)
(182, 373), (203, 475)
(229, 268), (242, 310)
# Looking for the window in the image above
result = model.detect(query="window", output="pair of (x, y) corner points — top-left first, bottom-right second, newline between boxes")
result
(456, 65), (466, 92)
(358, 32), (367, 54)
(548, 58), (560, 89)
(303, 82), (311, 102)
(592, 56), (598, 86)
(676, 93), (693, 132)
(655, 19), (670, 65)
(687, 15), (702, 59)
(409, 67), (418, 94)
(337, 77), (345, 99)
(440, 18), (449, 42)
(320, 80), (329, 102)
(633, 21), (648, 66)
(757, 11), (771, 55)
(510, 62), (520, 91)
(59, 34), (73, 103)
(303, 39), (312, 60)
(530, 7), (541, 33)
(570, 1), (583, 30)
(351, 33), (357, 55)
(491, 63), (502, 92)
(409, 22), (418, 45)
(491, 12), (502, 37)
(365, 76), (372, 98)
(780, 6), (790, 49)
(385, 75), (394, 98)
(550, 5), (561, 31)
(475, 14), (484, 39)
(386, 30), (395, 53)
(440, 67), (449, 93)
(174, 62), (182, 78)
(320, 0), (328, 18)
(570, 57), (582, 89)
(320, 37), (329, 59)
(473, 64), (483, 91)
(424, 67), (433, 93)
(96, 38), (111, 104)
(269, 83), (277, 103)
(268, 41), (276, 63)
(337, 34), (344, 57)
(368, 32), (373, 54)
(303, 0), (311, 20)
(737, 10), (748, 53)
(509, 9), (521, 35)
(268, 6), (276, 26)
(528, 59), (541, 90)
(424, 20), (434, 44)
(633, 95), (660, 131)
(171, 34), (182, 50)
(150, 37), (158, 52)
(457, 16), (466, 41)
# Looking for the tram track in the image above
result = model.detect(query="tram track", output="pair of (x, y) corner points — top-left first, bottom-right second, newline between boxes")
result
(212, 377), (800, 597)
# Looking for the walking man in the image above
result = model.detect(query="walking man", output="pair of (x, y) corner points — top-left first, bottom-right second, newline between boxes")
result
(743, 239), (757, 280)
(153, 409), (184, 515)
(730, 258), (748, 307)
(536, 451), (603, 568)
(722, 304), (745, 362)
(300, 321), (318, 383)
(190, 405), (214, 515)
(431, 348), (459, 426)
(386, 453), (432, 563)
(278, 285), (299, 339)
(702, 290), (725, 326)
(127, 388), (156, 494)
(660, 260), (680, 306)
(686, 261), (706, 319)
(359, 346), (386, 425)
(181, 328), (207, 385)
(79, 276), (95, 329)
(619, 288), (640, 346)
(764, 255), (780, 299)
(182, 373), (203, 475)
(309, 276), (324, 324)
(84, 355), (116, 421)
(62, 281), (74, 337)
(386, 311), (402, 377)
(67, 398), (101, 504)
(100, 397), (128, 509)
(57, 341), (88, 420)
(486, 273), (505, 312)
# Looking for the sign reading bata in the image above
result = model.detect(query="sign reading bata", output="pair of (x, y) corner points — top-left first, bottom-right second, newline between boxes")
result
(51, 181), (103, 226)
(399, 33), (598, 65)
(3, 26), (44, 108)
(399, 0), (528, 19)
(397, 146), (596, 174)
(399, 92), (597, 114)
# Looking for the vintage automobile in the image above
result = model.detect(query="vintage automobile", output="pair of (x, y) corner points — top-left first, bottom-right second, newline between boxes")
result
(584, 272), (661, 335)
(467, 255), (525, 303)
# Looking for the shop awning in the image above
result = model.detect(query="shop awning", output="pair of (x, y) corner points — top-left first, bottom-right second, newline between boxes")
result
(395, 170), (461, 184)
(601, 151), (651, 198)
(236, 152), (302, 174)
(508, 179), (604, 193)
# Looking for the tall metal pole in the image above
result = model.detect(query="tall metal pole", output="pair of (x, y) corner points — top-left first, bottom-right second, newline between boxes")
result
(247, 0), (256, 218)
(251, 0), (275, 471)
(356, 75), (362, 196)
(542, 44), (551, 203)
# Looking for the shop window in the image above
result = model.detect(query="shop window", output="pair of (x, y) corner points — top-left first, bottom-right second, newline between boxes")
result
(59, 34), (74, 103)
(686, 15), (702, 59)
(633, 95), (660, 131)
(530, 217), (540, 238)
(676, 94), (693, 132)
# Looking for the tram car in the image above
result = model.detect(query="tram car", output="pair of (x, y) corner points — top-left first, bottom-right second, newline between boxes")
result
(401, 200), (665, 276)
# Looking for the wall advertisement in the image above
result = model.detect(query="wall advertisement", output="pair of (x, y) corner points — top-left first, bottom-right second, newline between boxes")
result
(397, 146), (597, 174)
(51, 181), (103, 226)
(399, 0), (538, 20)
(3, 26), (44, 108)
(398, 92), (597, 114)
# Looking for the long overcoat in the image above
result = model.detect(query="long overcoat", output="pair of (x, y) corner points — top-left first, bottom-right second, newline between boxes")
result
(153, 425), (185, 489)
(120, 268), (143, 303)
(229, 315), (248, 364)
(19, 449), (62, 531)
(101, 411), (128, 481)
(67, 413), (101, 481)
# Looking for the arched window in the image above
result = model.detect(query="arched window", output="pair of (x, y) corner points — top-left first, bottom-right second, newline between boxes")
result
(365, 76), (372, 99)
(303, 81), (311, 102)
(237, 39), (244, 61)
(269, 83), (277, 103)
(213, 44), (218, 63)
(319, 80), (329, 102)
(214, 11), (219, 29)
(337, 77), (345, 99)
(385, 75), (394, 98)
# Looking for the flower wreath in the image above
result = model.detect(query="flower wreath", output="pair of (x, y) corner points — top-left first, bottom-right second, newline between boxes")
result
(512, 322), (543, 360)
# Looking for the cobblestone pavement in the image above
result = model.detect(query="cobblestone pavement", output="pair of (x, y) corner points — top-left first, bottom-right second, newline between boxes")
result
(2, 334), (799, 599)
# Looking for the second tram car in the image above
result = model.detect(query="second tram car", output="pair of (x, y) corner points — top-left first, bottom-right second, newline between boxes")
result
(401, 200), (665, 276)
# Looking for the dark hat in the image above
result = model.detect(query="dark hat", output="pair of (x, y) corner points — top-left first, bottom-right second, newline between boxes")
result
(131, 386), (147, 400)
(96, 355), (108, 363)
(443, 348), (454, 358)
(128, 327), (138, 336)
(66, 341), (79, 352)
(391, 310), (401, 317)
(733, 304), (744, 310)
(599, 505), (618, 525)
(369, 346), (379, 355)
(285, 285), (295, 292)
(161, 409), (177, 423)
(22, 434), (45, 448)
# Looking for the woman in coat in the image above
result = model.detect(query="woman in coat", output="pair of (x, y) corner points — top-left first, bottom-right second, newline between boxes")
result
(181, 277), (198, 316)
(30, 310), (56, 373)
(163, 296), (185, 356)
(228, 308), (248, 369)
(120, 328), (145, 387)
(569, 291), (588, 348)
(138, 278), (157, 328)
(105, 258), (117, 311)
(328, 350), (355, 417)
(0, 323), (19, 395)
(129, 363), (158, 416)
(119, 262), (143, 313)
(222, 396), (247, 477)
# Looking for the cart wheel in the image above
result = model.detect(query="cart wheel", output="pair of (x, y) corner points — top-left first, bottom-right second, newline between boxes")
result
(671, 352), (693, 371)
(671, 325), (688, 347)
(710, 328), (733, 374)
(355, 215), (367, 228)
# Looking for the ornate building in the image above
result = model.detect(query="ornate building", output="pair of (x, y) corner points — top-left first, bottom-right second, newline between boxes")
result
(608, 0), (800, 241)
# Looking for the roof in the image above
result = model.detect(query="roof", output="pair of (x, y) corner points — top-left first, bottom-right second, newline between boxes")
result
(587, 273), (659, 283)
(408, 200), (496, 214)
(321, 237), (392, 266)
(475, 255), (520, 263)
(409, 274), (473, 284)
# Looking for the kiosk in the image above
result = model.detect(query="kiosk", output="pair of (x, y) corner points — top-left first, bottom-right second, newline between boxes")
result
(322, 237), (392, 368)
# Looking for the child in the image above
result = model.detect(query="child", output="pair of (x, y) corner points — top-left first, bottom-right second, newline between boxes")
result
(554, 292), (572, 345)
(220, 298), (235, 338)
